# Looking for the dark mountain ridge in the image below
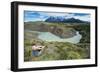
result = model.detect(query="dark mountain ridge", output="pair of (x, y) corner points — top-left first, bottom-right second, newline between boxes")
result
(45, 16), (89, 23)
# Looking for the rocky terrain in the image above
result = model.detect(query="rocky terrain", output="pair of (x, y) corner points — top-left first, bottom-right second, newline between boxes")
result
(24, 37), (89, 61)
(24, 22), (76, 38)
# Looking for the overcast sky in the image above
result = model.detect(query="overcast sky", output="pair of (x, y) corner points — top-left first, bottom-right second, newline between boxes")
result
(24, 11), (90, 22)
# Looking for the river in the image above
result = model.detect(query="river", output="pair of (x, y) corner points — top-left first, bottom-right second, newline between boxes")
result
(38, 31), (82, 44)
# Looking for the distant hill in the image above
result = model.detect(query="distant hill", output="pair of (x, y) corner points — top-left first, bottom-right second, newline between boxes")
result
(45, 16), (88, 23)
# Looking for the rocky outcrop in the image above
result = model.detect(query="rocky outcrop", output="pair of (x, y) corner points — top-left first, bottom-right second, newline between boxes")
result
(48, 26), (76, 38)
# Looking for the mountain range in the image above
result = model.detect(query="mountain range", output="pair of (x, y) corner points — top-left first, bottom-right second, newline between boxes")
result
(45, 16), (89, 23)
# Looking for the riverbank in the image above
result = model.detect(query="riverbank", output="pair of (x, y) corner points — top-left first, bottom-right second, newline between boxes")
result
(38, 31), (82, 44)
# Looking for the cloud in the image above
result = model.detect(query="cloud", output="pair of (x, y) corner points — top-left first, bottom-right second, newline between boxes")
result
(64, 13), (75, 19)
(63, 13), (90, 21)
(24, 11), (48, 22)
(24, 11), (90, 22)
(74, 15), (90, 21)
(44, 12), (70, 17)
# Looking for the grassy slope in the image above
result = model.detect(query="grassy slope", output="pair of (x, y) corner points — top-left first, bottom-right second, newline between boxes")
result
(24, 22), (90, 61)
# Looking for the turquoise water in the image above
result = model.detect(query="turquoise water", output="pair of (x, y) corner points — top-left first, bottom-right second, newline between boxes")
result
(38, 31), (82, 44)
